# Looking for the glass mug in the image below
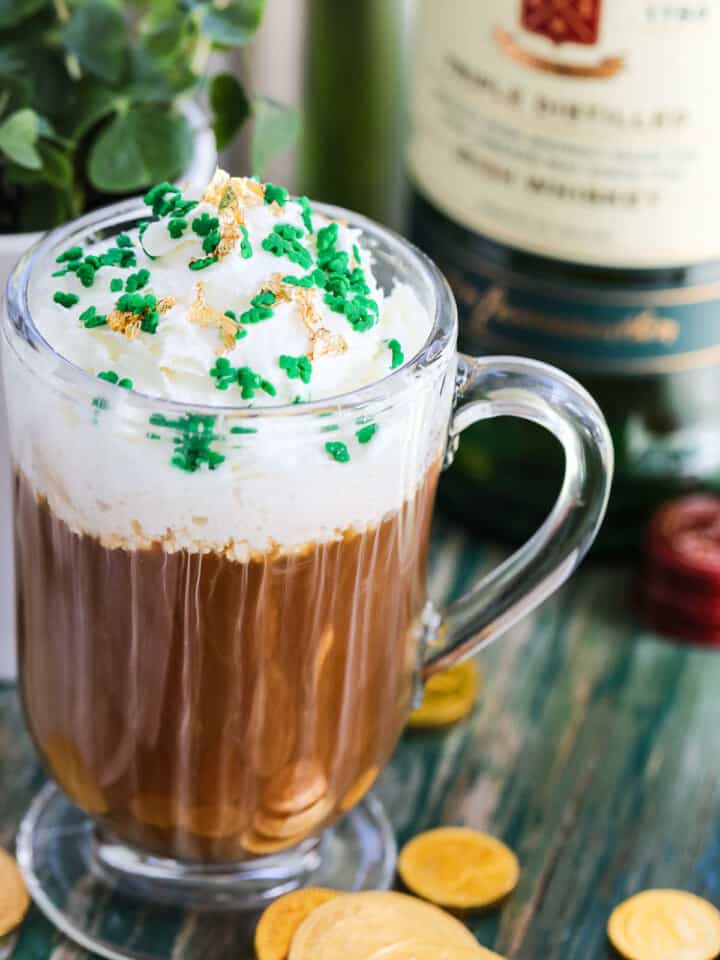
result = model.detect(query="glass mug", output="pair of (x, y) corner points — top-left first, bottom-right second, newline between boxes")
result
(4, 200), (611, 956)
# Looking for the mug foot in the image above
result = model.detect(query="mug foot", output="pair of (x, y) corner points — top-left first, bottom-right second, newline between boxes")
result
(16, 783), (396, 960)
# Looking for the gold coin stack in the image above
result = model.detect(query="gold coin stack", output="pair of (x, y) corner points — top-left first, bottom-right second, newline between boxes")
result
(255, 827), (518, 960)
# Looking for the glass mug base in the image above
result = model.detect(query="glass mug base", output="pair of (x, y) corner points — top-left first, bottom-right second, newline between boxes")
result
(17, 783), (396, 960)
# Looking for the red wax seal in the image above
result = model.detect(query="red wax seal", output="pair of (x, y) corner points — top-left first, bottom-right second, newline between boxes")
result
(639, 495), (720, 646)
(522, 0), (603, 46)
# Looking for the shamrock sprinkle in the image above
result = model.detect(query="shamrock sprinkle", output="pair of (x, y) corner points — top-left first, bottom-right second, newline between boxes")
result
(262, 224), (313, 269)
(149, 412), (225, 473)
(192, 212), (220, 237)
(56, 246), (83, 264)
(80, 305), (107, 329)
(387, 338), (404, 369)
(110, 278), (123, 292)
(299, 196), (314, 234)
(356, 423), (378, 444)
(189, 256), (218, 271)
(144, 181), (181, 217)
(264, 182), (289, 206)
(209, 359), (276, 399)
(325, 441), (350, 463)
(240, 225), (252, 259)
(97, 370), (133, 389)
(125, 268), (151, 293)
(75, 262), (96, 288)
(279, 354), (313, 385)
(116, 233), (133, 249)
(53, 291), (79, 308)
(168, 218), (188, 239)
(239, 291), (276, 325)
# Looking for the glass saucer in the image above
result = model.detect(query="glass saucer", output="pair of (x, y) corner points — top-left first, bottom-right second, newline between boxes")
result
(17, 783), (396, 960)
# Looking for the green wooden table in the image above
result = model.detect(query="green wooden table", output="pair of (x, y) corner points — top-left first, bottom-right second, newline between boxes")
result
(3, 520), (720, 959)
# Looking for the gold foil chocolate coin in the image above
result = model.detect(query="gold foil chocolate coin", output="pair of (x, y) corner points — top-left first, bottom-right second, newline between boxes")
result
(254, 887), (340, 960)
(0, 847), (30, 936)
(366, 941), (506, 959)
(288, 890), (480, 960)
(607, 889), (720, 960)
(398, 827), (519, 910)
(407, 661), (479, 728)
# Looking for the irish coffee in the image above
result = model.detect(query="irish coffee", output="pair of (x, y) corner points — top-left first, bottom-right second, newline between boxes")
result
(8, 170), (449, 862)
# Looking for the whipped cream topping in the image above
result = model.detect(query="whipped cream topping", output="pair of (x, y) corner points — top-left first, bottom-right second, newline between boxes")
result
(6, 172), (449, 556)
(30, 170), (431, 407)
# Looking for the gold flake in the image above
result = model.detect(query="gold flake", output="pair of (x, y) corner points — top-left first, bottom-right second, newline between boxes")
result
(189, 282), (240, 351)
(157, 296), (176, 314)
(309, 327), (348, 360)
(107, 311), (141, 340)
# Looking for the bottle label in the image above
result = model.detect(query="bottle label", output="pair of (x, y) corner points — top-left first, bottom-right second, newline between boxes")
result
(409, 0), (720, 268)
(442, 256), (720, 375)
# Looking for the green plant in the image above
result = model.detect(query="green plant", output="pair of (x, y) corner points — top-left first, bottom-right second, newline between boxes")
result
(0, 0), (300, 233)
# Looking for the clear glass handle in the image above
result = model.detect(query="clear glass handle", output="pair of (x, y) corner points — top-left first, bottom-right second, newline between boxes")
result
(422, 354), (613, 679)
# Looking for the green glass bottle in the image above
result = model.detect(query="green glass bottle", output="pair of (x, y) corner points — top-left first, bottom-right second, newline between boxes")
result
(408, 0), (720, 552)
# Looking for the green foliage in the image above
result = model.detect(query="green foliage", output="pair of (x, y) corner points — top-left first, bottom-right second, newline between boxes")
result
(0, 0), (296, 233)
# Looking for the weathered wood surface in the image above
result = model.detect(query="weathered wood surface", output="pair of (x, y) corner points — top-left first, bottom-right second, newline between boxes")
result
(3, 520), (720, 959)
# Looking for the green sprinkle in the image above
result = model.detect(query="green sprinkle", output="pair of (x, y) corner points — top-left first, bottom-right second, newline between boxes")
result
(56, 246), (83, 264)
(240, 225), (252, 259)
(344, 295), (379, 332)
(189, 256), (218, 271)
(279, 354), (313, 385)
(144, 181), (181, 217)
(299, 196), (314, 234)
(118, 377), (133, 390)
(316, 222), (338, 252)
(262, 224), (313, 269)
(282, 273), (315, 288)
(293, 395), (303, 404)
(325, 441), (350, 463)
(353, 243), (361, 264)
(192, 212), (220, 237)
(75, 262), (96, 288)
(264, 183), (289, 207)
(97, 370), (119, 384)
(116, 233), (133, 248)
(92, 396), (108, 411)
(230, 426), (258, 434)
(209, 356), (238, 391)
(125, 268), (151, 293)
(253, 291), (276, 308)
(80, 306), (107, 329)
(110, 278), (123, 292)
(146, 432), (161, 440)
(149, 412), (225, 473)
(356, 423), (378, 444)
(168, 218), (188, 239)
(224, 310), (237, 321)
(321, 424), (339, 433)
(387, 338), (404, 369)
(53, 291), (79, 308)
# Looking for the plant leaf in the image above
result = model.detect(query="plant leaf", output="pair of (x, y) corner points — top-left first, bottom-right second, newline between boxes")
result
(6, 141), (72, 189)
(0, 0), (45, 29)
(210, 72), (250, 150)
(62, 0), (129, 86)
(0, 108), (41, 169)
(87, 105), (193, 193)
(202, 0), (265, 45)
(250, 98), (300, 180)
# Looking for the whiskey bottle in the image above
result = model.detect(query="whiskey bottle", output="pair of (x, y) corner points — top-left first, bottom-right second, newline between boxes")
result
(409, 0), (720, 551)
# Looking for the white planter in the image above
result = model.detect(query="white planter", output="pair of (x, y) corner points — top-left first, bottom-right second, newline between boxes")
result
(0, 100), (217, 680)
